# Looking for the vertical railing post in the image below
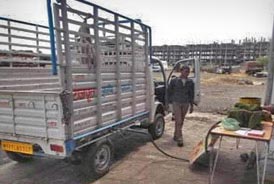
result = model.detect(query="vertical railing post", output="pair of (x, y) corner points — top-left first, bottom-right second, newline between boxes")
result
(148, 27), (155, 120)
(7, 20), (12, 51)
(35, 26), (40, 66)
(115, 15), (122, 119)
(145, 27), (153, 121)
(36, 26), (39, 53)
(43, 95), (49, 140)
(59, 0), (74, 138)
(94, 7), (102, 125)
(131, 21), (136, 116)
(10, 95), (16, 136)
(7, 20), (12, 67)
(53, 4), (65, 90)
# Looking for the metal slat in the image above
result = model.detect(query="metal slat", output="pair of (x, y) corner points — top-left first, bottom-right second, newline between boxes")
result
(0, 25), (49, 36)
(68, 29), (95, 40)
(65, 5), (93, 18)
(0, 50), (51, 57)
(98, 27), (131, 40)
(0, 67), (51, 73)
(0, 67), (51, 78)
(0, 58), (51, 64)
(0, 82), (60, 90)
(98, 16), (115, 26)
(0, 41), (50, 50)
(98, 26), (116, 35)
(0, 33), (50, 43)
(0, 77), (58, 85)
(66, 18), (94, 30)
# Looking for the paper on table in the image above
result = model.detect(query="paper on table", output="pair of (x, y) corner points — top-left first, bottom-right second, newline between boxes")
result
(248, 130), (265, 137)
(235, 129), (249, 136)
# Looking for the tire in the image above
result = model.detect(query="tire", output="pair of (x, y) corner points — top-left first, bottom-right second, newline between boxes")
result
(148, 113), (165, 140)
(82, 141), (113, 179)
(5, 151), (33, 162)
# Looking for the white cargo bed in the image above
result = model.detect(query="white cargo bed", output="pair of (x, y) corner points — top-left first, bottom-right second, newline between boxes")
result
(0, 0), (153, 158)
(0, 91), (70, 157)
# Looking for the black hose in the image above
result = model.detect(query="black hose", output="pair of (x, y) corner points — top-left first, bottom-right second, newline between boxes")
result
(150, 137), (189, 162)
(204, 121), (222, 152)
(127, 129), (189, 162)
(127, 120), (222, 163)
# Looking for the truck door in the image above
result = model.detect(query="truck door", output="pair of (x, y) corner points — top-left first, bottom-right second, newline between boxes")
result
(167, 58), (200, 105)
(151, 57), (167, 107)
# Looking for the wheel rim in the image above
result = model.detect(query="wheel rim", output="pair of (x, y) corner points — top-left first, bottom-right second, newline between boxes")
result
(94, 145), (111, 172)
(155, 117), (164, 136)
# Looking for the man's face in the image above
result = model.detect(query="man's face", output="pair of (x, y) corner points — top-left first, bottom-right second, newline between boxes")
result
(181, 68), (190, 78)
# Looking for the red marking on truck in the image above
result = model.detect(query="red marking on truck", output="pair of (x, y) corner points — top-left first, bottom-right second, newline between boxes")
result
(47, 121), (57, 127)
(73, 88), (96, 102)
(0, 101), (9, 107)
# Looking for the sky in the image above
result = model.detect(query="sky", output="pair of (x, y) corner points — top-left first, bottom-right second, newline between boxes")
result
(1, 0), (274, 45)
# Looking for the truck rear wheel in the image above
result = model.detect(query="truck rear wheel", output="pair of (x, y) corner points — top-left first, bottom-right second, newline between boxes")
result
(82, 141), (113, 179)
(148, 113), (165, 140)
(5, 151), (33, 162)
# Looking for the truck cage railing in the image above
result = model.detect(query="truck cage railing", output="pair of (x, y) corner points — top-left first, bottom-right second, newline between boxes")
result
(0, 16), (53, 68)
(0, 1), (154, 157)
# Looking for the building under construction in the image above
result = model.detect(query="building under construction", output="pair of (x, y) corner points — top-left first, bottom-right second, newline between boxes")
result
(152, 38), (270, 65)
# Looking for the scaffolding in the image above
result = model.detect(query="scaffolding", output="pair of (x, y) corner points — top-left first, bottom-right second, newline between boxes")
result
(152, 38), (270, 65)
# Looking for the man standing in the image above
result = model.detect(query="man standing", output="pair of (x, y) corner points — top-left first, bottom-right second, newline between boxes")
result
(168, 65), (194, 147)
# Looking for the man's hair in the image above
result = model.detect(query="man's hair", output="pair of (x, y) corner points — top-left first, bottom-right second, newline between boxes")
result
(180, 65), (190, 71)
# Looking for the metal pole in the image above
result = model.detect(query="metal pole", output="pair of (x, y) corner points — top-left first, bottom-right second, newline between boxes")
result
(224, 44), (227, 65)
(264, 16), (274, 105)
(255, 141), (260, 184)
(47, 0), (58, 75)
(261, 143), (270, 184)
(210, 44), (213, 66)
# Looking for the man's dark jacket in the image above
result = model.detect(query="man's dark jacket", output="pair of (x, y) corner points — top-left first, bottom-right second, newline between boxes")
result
(168, 77), (194, 104)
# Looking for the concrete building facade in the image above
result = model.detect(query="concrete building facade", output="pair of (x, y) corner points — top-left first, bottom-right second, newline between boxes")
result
(152, 38), (270, 65)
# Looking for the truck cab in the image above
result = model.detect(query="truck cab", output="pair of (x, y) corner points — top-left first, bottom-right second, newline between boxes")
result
(167, 58), (200, 105)
(151, 57), (201, 113)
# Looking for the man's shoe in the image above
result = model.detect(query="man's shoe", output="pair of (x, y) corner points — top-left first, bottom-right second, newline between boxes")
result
(240, 153), (249, 162)
(177, 141), (184, 147)
(171, 114), (175, 121)
(177, 138), (184, 147)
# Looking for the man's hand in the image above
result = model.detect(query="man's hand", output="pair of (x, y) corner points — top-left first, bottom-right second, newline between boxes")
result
(189, 104), (194, 114)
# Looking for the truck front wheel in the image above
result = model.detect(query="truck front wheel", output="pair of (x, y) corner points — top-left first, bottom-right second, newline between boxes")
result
(148, 113), (165, 140)
(5, 151), (33, 162)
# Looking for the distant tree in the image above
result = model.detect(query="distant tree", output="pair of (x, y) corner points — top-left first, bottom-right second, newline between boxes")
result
(256, 56), (269, 70)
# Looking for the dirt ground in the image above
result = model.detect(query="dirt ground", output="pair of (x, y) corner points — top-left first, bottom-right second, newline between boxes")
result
(0, 72), (273, 184)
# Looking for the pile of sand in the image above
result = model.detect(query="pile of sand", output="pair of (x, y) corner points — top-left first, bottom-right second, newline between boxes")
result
(201, 72), (254, 85)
